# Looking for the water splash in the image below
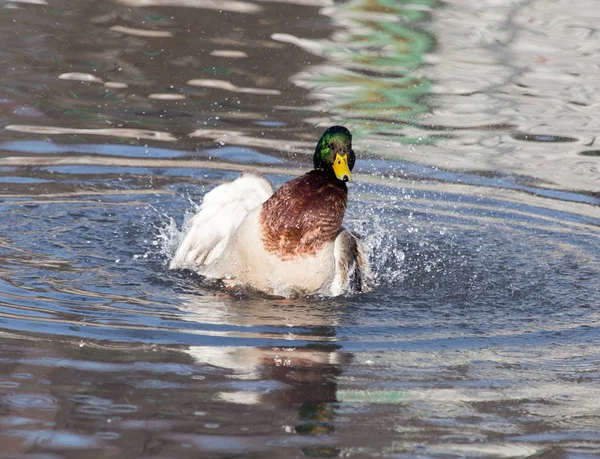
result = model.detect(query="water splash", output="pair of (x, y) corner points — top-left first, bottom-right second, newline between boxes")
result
(155, 199), (200, 264)
(158, 193), (408, 294)
(350, 211), (406, 287)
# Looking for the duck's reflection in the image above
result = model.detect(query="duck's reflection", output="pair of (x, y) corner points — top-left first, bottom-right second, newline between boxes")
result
(178, 292), (347, 457)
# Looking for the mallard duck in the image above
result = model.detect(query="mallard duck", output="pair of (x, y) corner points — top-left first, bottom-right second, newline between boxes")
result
(169, 125), (372, 297)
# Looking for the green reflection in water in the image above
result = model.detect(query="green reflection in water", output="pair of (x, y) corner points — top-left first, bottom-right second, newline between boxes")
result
(299, 0), (437, 144)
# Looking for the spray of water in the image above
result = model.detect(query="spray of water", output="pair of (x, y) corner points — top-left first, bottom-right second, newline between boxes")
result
(157, 195), (408, 293)
(155, 198), (201, 264)
(349, 210), (406, 287)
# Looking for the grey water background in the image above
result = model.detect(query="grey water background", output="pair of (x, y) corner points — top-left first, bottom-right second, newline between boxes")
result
(0, 0), (599, 457)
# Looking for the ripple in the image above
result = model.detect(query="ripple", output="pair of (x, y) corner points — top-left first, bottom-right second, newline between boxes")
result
(109, 25), (174, 38)
(210, 50), (248, 58)
(0, 167), (597, 350)
(135, 379), (185, 389)
(70, 395), (112, 406)
(0, 0), (598, 457)
(0, 381), (20, 388)
(58, 73), (104, 83)
(76, 405), (110, 416)
(2, 393), (57, 411)
(4, 125), (177, 142)
(428, 443), (541, 457)
(148, 93), (186, 100)
(110, 404), (139, 414)
(115, 0), (262, 13)
(556, 415), (600, 430)
(512, 133), (579, 143)
(95, 431), (120, 440)
(5, 430), (101, 449)
(187, 79), (281, 95)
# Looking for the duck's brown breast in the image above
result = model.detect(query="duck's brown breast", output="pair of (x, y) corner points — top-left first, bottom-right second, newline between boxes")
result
(259, 170), (348, 260)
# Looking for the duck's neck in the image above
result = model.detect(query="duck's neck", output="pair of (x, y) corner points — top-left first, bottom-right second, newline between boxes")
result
(311, 167), (338, 180)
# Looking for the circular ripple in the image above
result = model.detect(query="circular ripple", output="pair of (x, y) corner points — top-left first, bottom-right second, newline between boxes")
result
(2, 393), (57, 411)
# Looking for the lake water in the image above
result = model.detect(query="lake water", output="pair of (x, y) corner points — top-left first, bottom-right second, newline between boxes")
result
(0, 0), (599, 457)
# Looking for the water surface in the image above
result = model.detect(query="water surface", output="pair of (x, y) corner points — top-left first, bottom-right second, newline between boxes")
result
(0, 0), (599, 457)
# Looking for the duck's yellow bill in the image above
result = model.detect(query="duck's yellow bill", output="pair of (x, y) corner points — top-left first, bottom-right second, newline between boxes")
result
(333, 153), (351, 182)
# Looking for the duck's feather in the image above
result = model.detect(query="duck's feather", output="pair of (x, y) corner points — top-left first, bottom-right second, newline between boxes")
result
(169, 173), (273, 270)
(260, 170), (347, 259)
(198, 205), (337, 296)
(331, 230), (373, 295)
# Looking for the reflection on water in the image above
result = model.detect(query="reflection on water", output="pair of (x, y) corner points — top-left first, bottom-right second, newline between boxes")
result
(276, 0), (600, 193)
(3, 0), (599, 192)
(423, 0), (600, 192)
(0, 0), (599, 457)
(275, 0), (436, 143)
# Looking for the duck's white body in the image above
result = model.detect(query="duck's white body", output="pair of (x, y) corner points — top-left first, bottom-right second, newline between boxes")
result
(170, 173), (371, 297)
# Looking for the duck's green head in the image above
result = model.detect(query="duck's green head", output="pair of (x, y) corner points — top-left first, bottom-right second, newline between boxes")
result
(313, 125), (355, 182)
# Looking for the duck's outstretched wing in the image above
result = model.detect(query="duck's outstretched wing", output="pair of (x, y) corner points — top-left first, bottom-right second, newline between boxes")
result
(170, 173), (273, 270)
(330, 229), (373, 295)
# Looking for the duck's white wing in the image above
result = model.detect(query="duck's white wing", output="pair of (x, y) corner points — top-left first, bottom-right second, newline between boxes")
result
(330, 229), (373, 296)
(169, 173), (273, 270)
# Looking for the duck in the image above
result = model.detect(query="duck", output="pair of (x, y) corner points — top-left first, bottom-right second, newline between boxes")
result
(169, 125), (372, 297)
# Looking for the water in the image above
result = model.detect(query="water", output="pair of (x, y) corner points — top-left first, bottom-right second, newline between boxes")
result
(0, 0), (599, 457)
